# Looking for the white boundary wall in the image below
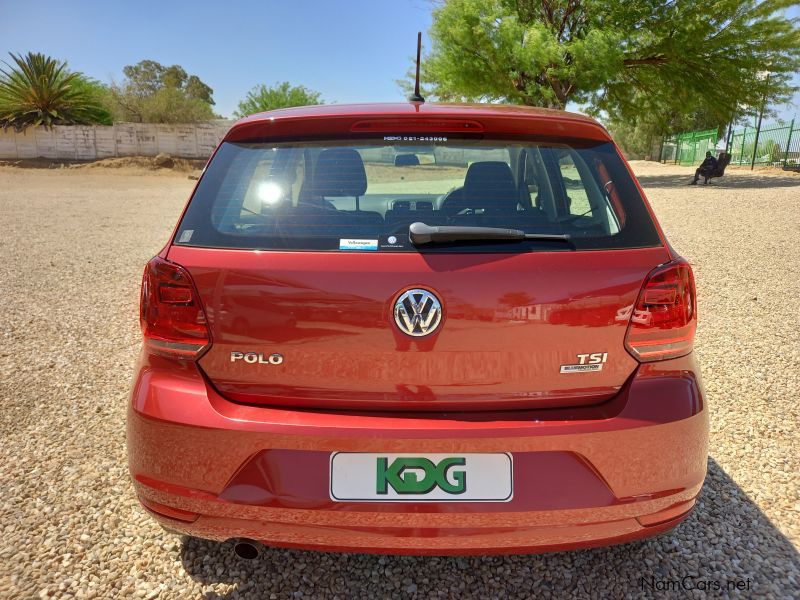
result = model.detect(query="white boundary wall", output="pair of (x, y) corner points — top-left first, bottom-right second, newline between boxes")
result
(0, 122), (234, 160)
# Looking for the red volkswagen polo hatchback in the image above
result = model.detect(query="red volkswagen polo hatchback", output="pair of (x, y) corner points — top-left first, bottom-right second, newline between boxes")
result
(127, 102), (707, 556)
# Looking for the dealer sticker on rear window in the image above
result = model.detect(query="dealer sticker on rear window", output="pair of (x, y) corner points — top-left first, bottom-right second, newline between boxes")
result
(339, 238), (378, 251)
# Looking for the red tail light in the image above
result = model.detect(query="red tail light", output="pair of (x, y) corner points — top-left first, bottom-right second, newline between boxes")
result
(625, 259), (697, 362)
(140, 257), (210, 359)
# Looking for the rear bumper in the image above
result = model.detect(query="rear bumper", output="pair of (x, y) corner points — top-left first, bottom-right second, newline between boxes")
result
(127, 352), (708, 555)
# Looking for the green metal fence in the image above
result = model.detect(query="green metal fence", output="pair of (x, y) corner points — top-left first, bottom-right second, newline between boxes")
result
(661, 119), (799, 170)
(728, 120), (797, 168)
(660, 128), (718, 166)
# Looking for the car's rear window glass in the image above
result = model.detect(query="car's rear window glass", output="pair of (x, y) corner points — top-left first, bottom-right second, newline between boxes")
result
(175, 138), (660, 252)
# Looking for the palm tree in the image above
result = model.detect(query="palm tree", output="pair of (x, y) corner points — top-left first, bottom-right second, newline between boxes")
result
(0, 52), (111, 131)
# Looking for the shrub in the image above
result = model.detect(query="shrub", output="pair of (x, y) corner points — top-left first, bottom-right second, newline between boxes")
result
(235, 82), (322, 117)
(0, 52), (112, 131)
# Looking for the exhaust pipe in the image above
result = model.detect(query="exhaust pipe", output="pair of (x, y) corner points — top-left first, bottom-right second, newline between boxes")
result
(232, 539), (262, 560)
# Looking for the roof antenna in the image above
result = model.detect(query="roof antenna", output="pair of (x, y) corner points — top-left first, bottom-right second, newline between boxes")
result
(409, 31), (425, 103)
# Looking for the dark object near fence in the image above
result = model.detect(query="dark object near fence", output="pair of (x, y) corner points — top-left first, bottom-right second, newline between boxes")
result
(708, 153), (731, 180)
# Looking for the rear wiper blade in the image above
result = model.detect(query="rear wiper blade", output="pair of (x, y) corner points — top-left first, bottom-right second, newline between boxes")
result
(409, 222), (571, 246)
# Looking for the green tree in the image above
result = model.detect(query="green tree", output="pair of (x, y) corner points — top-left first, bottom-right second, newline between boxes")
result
(418, 0), (799, 130)
(0, 52), (112, 131)
(606, 119), (660, 159)
(121, 60), (214, 104)
(761, 138), (785, 162)
(111, 59), (216, 123)
(235, 82), (322, 117)
(70, 76), (114, 125)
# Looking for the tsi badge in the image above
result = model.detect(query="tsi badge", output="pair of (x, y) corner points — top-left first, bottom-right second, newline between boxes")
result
(560, 352), (608, 373)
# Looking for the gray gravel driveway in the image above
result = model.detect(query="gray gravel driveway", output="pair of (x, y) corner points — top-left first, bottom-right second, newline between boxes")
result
(0, 162), (798, 599)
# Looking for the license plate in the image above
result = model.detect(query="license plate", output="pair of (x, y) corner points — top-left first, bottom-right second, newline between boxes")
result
(329, 452), (513, 502)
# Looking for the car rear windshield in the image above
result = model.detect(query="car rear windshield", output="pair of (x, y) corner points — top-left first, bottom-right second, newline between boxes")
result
(175, 138), (661, 252)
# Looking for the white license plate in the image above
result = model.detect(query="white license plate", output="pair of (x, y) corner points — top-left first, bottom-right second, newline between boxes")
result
(329, 452), (513, 502)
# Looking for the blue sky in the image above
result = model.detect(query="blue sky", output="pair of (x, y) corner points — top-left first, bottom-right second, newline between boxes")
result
(1, 0), (434, 117)
(1, 0), (797, 121)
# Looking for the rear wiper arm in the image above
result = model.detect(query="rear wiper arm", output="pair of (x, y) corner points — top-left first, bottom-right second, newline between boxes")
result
(409, 222), (571, 246)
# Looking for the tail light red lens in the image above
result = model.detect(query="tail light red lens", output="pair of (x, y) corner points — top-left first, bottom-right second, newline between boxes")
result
(140, 257), (209, 359)
(625, 259), (697, 362)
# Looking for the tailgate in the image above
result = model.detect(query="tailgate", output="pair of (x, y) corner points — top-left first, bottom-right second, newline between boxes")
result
(169, 245), (668, 411)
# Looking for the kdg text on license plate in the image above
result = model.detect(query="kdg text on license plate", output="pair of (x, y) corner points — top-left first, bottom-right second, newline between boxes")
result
(329, 452), (513, 502)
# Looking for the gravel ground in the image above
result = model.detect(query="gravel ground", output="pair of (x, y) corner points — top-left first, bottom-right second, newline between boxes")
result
(0, 162), (798, 599)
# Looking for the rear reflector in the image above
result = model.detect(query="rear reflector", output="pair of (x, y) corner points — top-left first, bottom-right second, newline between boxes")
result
(140, 257), (210, 359)
(139, 497), (199, 523)
(158, 285), (193, 304)
(637, 498), (696, 527)
(624, 259), (697, 362)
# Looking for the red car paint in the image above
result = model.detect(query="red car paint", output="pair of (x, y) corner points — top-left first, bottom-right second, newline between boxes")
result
(128, 102), (707, 555)
(176, 245), (666, 411)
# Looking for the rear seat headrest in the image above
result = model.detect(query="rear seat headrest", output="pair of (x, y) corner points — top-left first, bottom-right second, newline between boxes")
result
(441, 161), (518, 214)
(463, 161), (518, 211)
(309, 148), (367, 197)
